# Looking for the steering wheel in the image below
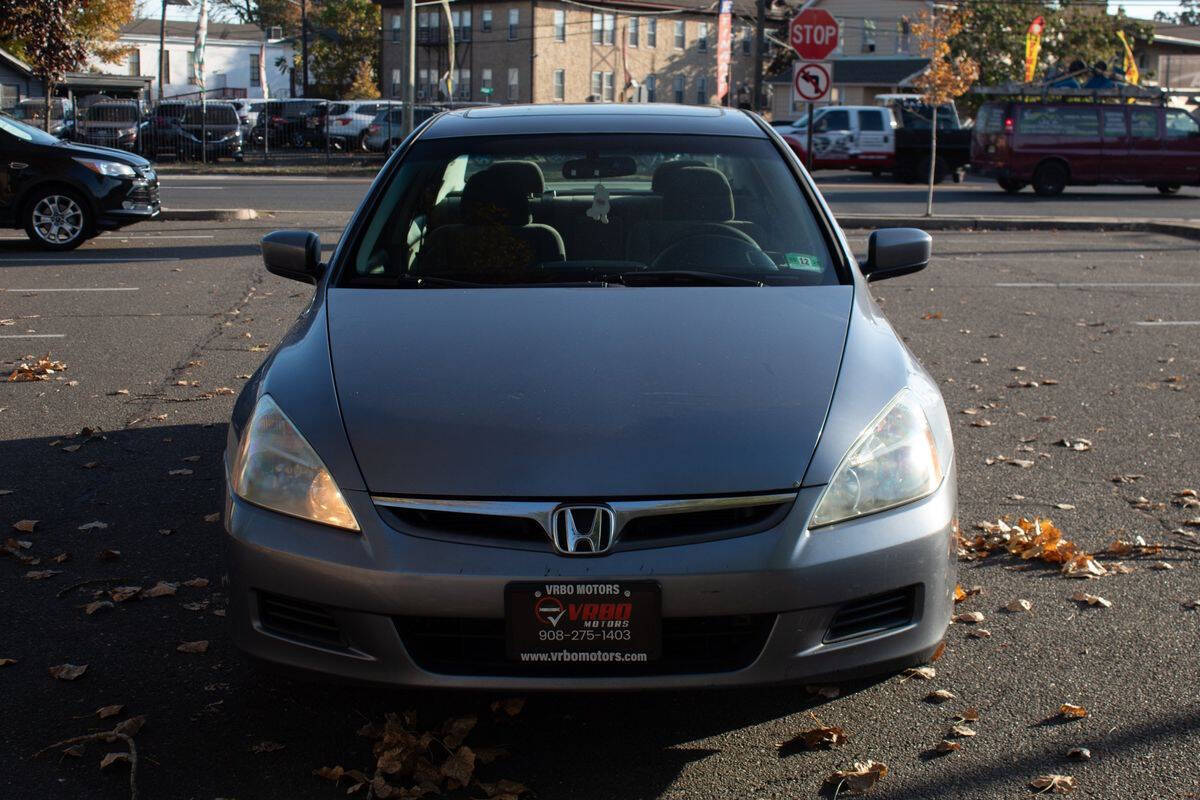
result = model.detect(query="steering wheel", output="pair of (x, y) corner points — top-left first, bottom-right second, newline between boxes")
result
(651, 224), (776, 272)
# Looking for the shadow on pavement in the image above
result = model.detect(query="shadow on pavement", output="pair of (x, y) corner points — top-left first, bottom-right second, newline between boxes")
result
(0, 240), (262, 264)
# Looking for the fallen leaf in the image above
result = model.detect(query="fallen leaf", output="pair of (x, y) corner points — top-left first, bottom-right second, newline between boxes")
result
(182, 455), (201, 462)
(948, 724), (977, 737)
(901, 666), (936, 681)
(1067, 747), (1091, 760)
(203, 513), (221, 523)
(109, 586), (141, 603)
(954, 585), (967, 603)
(970, 419), (993, 428)
(167, 469), (193, 476)
(926, 689), (956, 703)
(113, 715), (145, 737)
(780, 725), (849, 751)
(1059, 703), (1088, 719)
(98, 548), (120, 561)
(967, 628), (992, 639)
(99, 752), (129, 770)
(1062, 553), (1107, 579)
(109, 389), (130, 396)
(77, 521), (108, 532)
(952, 611), (985, 624)
(25, 569), (61, 580)
(954, 707), (980, 723)
(62, 745), (84, 757)
(51, 552), (70, 564)
(1150, 561), (1173, 571)
(920, 311), (943, 320)
(1070, 592), (1112, 608)
(61, 444), (81, 453)
(1011, 459), (1035, 468)
(1057, 438), (1092, 452)
(806, 684), (840, 699)
(930, 640), (946, 662)
(935, 739), (961, 753)
(83, 600), (113, 615)
(1029, 774), (1076, 794)
(96, 704), (124, 719)
(825, 760), (888, 795)
(1006, 599), (1033, 613)
(182, 577), (209, 588)
(0, 658), (16, 666)
(1184, 600), (1200, 610)
(143, 581), (178, 598)
(48, 663), (88, 680)
(440, 745), (476, 787)
(176, 640), (209, 654)
(250, 741), (286, 754)
(490, 697), (526, 717)
(1053, 503), (1075, 510)
(11, 519), (37, 532)
(313, 766), (345, 783)
(214, 387), (235, 395)
(6, 355), (67, 382)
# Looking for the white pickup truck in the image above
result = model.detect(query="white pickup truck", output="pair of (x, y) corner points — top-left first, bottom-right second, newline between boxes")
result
(774, 105), (897, 174)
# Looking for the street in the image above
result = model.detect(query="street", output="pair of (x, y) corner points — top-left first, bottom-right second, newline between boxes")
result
(3, 203), (1200, 798)
(152, 171), (1200, 221)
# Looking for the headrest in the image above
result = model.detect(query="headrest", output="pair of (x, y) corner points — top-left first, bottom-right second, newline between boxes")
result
(462, 167), (532, 225)
(659, 166), (734, 222)
(651, 159), (707, 194)
(487, 160), (546, 196)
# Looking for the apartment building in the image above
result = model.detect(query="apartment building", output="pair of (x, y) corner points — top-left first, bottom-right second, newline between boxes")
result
(377, 0), (777, 107)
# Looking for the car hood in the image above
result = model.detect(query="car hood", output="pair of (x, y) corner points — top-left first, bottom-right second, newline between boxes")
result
(327, 286), (853, 497)
(59, 140), (151, 169)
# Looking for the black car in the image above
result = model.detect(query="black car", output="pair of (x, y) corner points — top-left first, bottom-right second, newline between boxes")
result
(0, 113), (159, 250)
(250, 99), (325, 148)
(77, 101), (142, 152)
(177, 103), (244, 161)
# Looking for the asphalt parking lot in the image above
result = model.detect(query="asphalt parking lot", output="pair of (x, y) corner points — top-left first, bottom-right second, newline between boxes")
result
(2, 220), (1198, 799)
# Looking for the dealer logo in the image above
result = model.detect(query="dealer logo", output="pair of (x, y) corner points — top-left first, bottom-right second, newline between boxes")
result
(534, 595), (567, 627)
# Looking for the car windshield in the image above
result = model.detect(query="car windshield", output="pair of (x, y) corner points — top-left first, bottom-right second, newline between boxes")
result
(0, 113), (62, 145)
(344, 133), (837, 288)
(181, 105), (238, 124)
(87, 104), (138, 122)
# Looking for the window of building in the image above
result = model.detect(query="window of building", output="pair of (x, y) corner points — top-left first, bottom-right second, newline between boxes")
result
(508, 66), (519, 99)
(554, 9), (566, 41)
(453, 67), (471, 99)
(554, 68), (565, 100)
(187, 50), (195, 82)
(451, 10), (471, 41)
(674, 20), (685, 49)
(391, 68), (401, 97)
(161, 50), (171, 84)
(418, 67), (430, 99)
(696, 76), (707, 104)
(591, 71), (601, 99)
(603, 71), (614, 101)
(697, 22), (708, 52)
(647, 18), (657, 47)
(508, 8), (519, 39)
(249, 52), (259, 85)
(482, 68), (493, 92)
(862, 19), (876, 53)
(482, 8), (492, 32)
(741, 25), (751, 55)
(129, 49), (141, 77)
(897, 19), (911, 53)
(592, 12), (614, 45)
(673, 75), (684, 103)
(629, 17), (639, 47)
(391, 13), (403, 42)
(645, 74), (656, 102)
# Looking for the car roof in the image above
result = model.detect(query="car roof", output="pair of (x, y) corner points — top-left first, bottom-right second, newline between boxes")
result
(422, 103), (766, 139)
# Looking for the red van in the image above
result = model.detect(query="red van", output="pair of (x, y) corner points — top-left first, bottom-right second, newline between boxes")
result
(972, 101), (1200, 196)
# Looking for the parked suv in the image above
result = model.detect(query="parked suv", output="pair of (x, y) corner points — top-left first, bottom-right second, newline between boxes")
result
(0, 113), (159, 249)
(250, 99), (325, 148)
(177, 102), (244, 161)
(325, 101), (397, 150)
(77, 101), (141, 151)
(363, 104), (439, 152)
(972, 100), (1200, 195)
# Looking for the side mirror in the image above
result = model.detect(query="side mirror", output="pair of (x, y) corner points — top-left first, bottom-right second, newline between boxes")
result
(262, 230), (323, 284)
(862, 228), (931, 282)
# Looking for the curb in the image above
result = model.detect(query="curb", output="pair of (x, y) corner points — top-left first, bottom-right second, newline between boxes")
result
(158, 208), (259, 222)
(836, 214), (1200, 241)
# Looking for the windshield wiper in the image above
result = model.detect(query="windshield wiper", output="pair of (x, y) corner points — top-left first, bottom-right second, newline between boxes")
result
(393, 274), (493, 288)
(602, 270), (765, 287)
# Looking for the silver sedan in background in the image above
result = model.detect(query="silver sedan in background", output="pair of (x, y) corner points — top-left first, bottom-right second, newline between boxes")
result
(224, 104), (956, 689)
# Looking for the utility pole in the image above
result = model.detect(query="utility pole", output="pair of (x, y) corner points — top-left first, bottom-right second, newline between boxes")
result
(158, 0), (168, 100)
(301, 0), (310, 96)
(751, 0), (765, 112)
(403, 0), (415, 135)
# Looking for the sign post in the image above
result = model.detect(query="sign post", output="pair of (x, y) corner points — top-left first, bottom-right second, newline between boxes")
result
(789, 9), (838, 172)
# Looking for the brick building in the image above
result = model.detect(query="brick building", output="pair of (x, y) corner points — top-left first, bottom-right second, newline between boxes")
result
(376, 0), (780, 107)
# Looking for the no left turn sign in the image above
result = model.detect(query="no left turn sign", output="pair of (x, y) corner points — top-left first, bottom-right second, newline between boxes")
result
(793, 61), (831, 103)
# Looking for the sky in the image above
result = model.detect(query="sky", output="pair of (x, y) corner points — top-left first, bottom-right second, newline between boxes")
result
(160, 1), (1190, 25)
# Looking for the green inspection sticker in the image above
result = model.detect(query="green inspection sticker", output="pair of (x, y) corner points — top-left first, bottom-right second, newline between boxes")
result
(785, 252), (823, 271)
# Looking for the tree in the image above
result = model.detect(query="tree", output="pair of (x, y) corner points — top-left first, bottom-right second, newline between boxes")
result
(308, 0), (379, 99)
(346, 59), (380, 99)
(210, 0), (300, 35)
(911, 8), (978, 216)
(76, 0), (137, 62)
(0, 0), (89, 131)
(1155, 0), (1200, 26)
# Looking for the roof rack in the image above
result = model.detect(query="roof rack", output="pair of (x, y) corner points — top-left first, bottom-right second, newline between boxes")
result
(973, 81), (1197, 105)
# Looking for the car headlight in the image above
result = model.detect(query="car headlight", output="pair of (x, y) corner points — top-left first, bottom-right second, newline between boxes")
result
(810, 389), (942, 528)
(230, 394), (360, 531)
(74, 158), (136, 178)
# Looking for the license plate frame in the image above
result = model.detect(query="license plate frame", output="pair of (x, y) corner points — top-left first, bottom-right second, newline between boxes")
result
(505, 581), (662, 663)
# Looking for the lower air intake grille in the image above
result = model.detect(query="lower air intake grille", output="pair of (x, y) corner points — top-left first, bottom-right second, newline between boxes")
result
(394, 614), (776, 677)
(258, 592), (345, 648)
(824, 586), (919, 644)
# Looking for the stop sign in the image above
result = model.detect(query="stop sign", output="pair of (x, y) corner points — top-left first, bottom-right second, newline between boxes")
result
(790, 8), (839, 60)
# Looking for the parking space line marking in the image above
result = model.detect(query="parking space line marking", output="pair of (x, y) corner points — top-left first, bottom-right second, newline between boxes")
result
(98, 234), (215, 239)
(2, 287), (140, 293)
(1135, 321), (1200, 326)
(995, 282), (1200, 289)
(0, 333), (66, 339)
(1, 257), (179, 264)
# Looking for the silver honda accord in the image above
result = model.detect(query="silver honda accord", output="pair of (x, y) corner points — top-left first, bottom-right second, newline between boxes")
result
(224, 104), (956, 689)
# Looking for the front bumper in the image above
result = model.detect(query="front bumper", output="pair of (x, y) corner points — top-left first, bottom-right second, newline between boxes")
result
(225, 471), (957, 690)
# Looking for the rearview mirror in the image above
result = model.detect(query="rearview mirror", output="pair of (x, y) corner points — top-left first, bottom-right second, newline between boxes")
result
(562, 155), (637, 179)
(262, 230), (323, 284)
(861, 228), (931, 282)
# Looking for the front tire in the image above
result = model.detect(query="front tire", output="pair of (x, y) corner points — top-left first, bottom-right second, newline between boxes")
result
(24, 189), (91, 251)
(998, 178), (1026, 194)
(1032, 162), (1068, 197)
(1157, 183), (1181, 195)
